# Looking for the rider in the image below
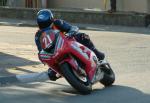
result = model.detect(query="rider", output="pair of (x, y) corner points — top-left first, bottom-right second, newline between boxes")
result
(35, 9), (105, 81)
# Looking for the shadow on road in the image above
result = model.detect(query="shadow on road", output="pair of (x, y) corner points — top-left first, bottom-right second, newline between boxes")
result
(0, 84), (149, 103)
(0, 52), (40, 76)
(50, 85), (150, 103)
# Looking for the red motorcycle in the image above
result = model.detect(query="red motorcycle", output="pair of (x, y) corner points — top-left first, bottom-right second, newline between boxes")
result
(39, 30), (115, 95)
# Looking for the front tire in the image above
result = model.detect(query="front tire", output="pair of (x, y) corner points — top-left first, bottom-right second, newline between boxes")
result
(100, 63), (115, 87)
(60, 62), (92, 95)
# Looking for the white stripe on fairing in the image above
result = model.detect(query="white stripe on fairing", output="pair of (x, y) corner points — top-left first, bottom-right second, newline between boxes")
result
(56, 36), (63, 51)
(54, 35), (60, 51)
(61, 39), (64, 48)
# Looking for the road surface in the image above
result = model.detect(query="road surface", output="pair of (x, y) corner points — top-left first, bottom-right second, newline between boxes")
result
(0, 25), (150, 103)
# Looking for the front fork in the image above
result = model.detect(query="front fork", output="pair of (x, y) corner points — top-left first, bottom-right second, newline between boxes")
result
(91, 60), (109, 84)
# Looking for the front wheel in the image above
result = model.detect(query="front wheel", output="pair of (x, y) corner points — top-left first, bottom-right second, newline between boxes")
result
(100, 63), (115, 87)
(60, 62), (92, 95)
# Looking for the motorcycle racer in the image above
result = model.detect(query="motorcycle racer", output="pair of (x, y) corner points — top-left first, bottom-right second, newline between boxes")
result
(35, 9), (105, 81)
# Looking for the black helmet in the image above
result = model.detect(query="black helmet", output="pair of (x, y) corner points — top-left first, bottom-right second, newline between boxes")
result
(37, 9), (54, 29)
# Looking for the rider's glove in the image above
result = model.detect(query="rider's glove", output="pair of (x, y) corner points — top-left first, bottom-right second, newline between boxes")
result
(66, 31), (76, 38)
(66, 26), (79, 38)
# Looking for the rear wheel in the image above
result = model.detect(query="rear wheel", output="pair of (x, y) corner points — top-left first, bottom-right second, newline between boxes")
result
(100, 63), (115, 87)
(60, 62), (92, 95)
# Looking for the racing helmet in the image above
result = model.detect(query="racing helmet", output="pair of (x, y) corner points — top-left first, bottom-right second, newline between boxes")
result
(37, 9), (54, 29)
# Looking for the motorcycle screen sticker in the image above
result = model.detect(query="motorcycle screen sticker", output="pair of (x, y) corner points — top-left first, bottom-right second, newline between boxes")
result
(93, 55), (98, 63)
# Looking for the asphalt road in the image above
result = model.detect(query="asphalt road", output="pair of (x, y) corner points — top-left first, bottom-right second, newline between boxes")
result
(0, 25), (150, 103)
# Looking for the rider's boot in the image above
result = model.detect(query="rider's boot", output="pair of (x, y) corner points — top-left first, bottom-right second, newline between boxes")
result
(48, 68), (61, 81)
(92, 48), (105, 61)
